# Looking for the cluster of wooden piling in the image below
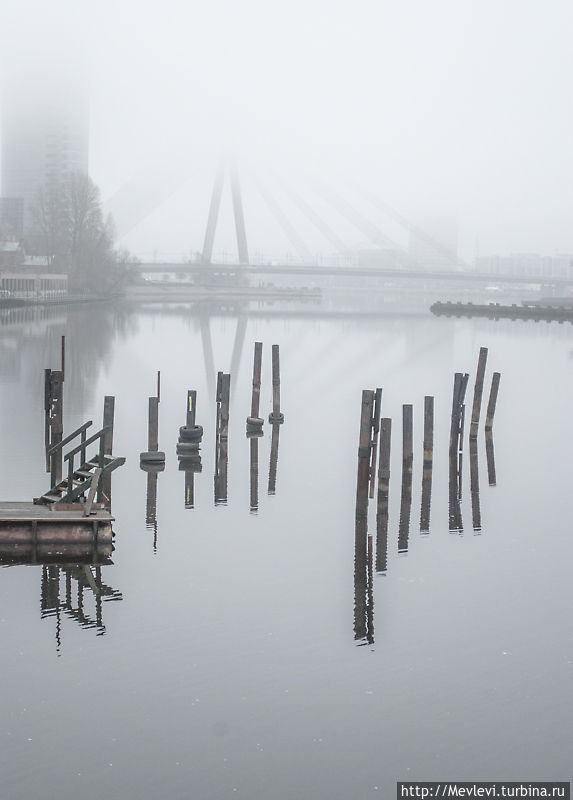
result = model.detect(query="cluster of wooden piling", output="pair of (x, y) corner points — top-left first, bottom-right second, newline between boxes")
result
(354, 346), (501, 645)
(139, 342), (285, 524)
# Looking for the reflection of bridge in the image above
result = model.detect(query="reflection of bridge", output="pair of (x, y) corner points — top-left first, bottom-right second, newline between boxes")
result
(136, 261), (573, 288)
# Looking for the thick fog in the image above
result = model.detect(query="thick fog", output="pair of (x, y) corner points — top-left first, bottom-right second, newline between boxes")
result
(1, 0), (572, 261)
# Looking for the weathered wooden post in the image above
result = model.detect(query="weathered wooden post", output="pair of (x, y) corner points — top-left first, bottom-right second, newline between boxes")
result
(469, 436), (481, 531)
(375, 417), (391, 573)
(470, 347), (488, 439)
(449, 372), (463, 454)
(369, 388), (383, 499)
(99, 395), (115, 506)
(247, 342), (264, 432)
(140, 396), (165, 467)
(355, 390), (375, 521)
(268, 344), (284, 424)
(398, 404), (413, 554)
(49, 370), (64, 486)
(61, 335), (65, 382)
(402, 403), (413, 474)
(187, 390), (197, 428)
(485, 372), (501, 431)
(220, 373), (231, 440)
(44, 368), (52, 471)
(420, 396), (434, 532)
(214, 373), (230, 504)
(157, 370), (161, 403)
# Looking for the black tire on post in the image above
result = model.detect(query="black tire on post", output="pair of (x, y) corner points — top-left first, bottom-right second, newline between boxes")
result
(179, 424), (203, 442)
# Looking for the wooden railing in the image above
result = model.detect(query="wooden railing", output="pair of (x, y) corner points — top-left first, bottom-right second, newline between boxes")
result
(46, 420), (93, 486)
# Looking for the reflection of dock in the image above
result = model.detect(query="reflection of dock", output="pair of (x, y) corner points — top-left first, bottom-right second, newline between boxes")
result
(431, 300), (573, 323)
(0, 502), (114, 562)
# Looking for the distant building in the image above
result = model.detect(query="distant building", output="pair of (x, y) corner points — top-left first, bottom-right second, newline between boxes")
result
(0, 240), (24, 269)
(1, 67), (89, 233)
(476, 253), (573, 279)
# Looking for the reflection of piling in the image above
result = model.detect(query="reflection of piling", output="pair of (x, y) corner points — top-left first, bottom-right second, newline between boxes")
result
(356, 390), (375, 520)
(469, 436), (481, 531)
(448, 447), (463, 531)
(354, 516), (368, 642)
(99, 396), (115, 507)
(485, 430), (497, 486)
(485, 372), (501, 431)
(268, 422), (281, 495)
(376, 418), (391, 572)
(398, 405), (413, 553)
(369, 388), (383, 499)
(146, 471), (158, 552)
(268, 344), (284, 424)
(249, 436), (259, 512)
(246, 341), (264, 432)
(470, 347), (488, 439)
(420, 396), (434, 532)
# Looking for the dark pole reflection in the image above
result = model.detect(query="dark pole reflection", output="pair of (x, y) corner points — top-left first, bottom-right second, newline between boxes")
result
(354, 517), (374, 645)
(248, 432), (261, 512)
(179, 456), (202, 509)
(485, 430), (497, 486)
(267, 422), (281, 495)
(448, 449), (463, 532)
(38, 563), (123, 650)
(469, 436), (481, 532)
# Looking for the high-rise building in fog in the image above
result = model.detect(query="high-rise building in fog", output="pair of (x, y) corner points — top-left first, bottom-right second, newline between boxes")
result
(1, 67), (89, 235)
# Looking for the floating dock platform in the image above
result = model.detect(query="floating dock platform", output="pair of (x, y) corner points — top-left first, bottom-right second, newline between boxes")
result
(0, 502), (114, 563)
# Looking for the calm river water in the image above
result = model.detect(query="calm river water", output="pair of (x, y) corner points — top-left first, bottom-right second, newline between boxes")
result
(0, 300), (572, 799)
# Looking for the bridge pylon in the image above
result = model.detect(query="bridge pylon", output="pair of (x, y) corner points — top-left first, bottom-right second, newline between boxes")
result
(202, 160), (249, 265)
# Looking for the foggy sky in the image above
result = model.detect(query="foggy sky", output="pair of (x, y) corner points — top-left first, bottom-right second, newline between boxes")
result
(1, 0), (572, 261)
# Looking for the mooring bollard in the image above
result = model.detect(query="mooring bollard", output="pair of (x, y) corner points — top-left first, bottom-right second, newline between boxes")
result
(247, 341), (264, 432)
(268, 344), (284, 424)
(470, 347), (488, 439)
(356, 390), (375, 521)
(375, 417), (391, 573)
(369, 388), (383, 499)
(485, 372), (501, 431)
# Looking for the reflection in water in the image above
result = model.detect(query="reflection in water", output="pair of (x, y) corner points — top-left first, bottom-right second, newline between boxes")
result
(354, 518), (374, 645)
(144, 469), (160, 551)
(180, 456), (203, 508)
(485, 430), (497, 486)
(469, 437), (481, 532)
(448, 449), (463, 532)
(248, 432), (261, 512)
(38, 563), (123, 652)
(267, 422), (281, 495)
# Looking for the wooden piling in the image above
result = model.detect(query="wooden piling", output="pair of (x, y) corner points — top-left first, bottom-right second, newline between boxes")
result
(186, 391), (197, 428)
(148, 396), (159, 452)
(220, 373), (230, 439)
(485, 430), (497, 486)
(402, 404), (413, 472)
(485, 372), (501, 431)
(375, 417), (391, 573)
(157, 370), (161, 403)
(268, 344), (284, 423)
(247, 342), (264, 429)
(61, 335), (65, 382)
(369, 388), (383, 499)
(49, 370), (64, 486)
(355, 390), (375, 521)
(420, 396), (434, 533)
(449, 372), (462, 454)
(470, 347), (488, 438)
(44, 368), (52, 471)
(99, 396), (115, 506)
